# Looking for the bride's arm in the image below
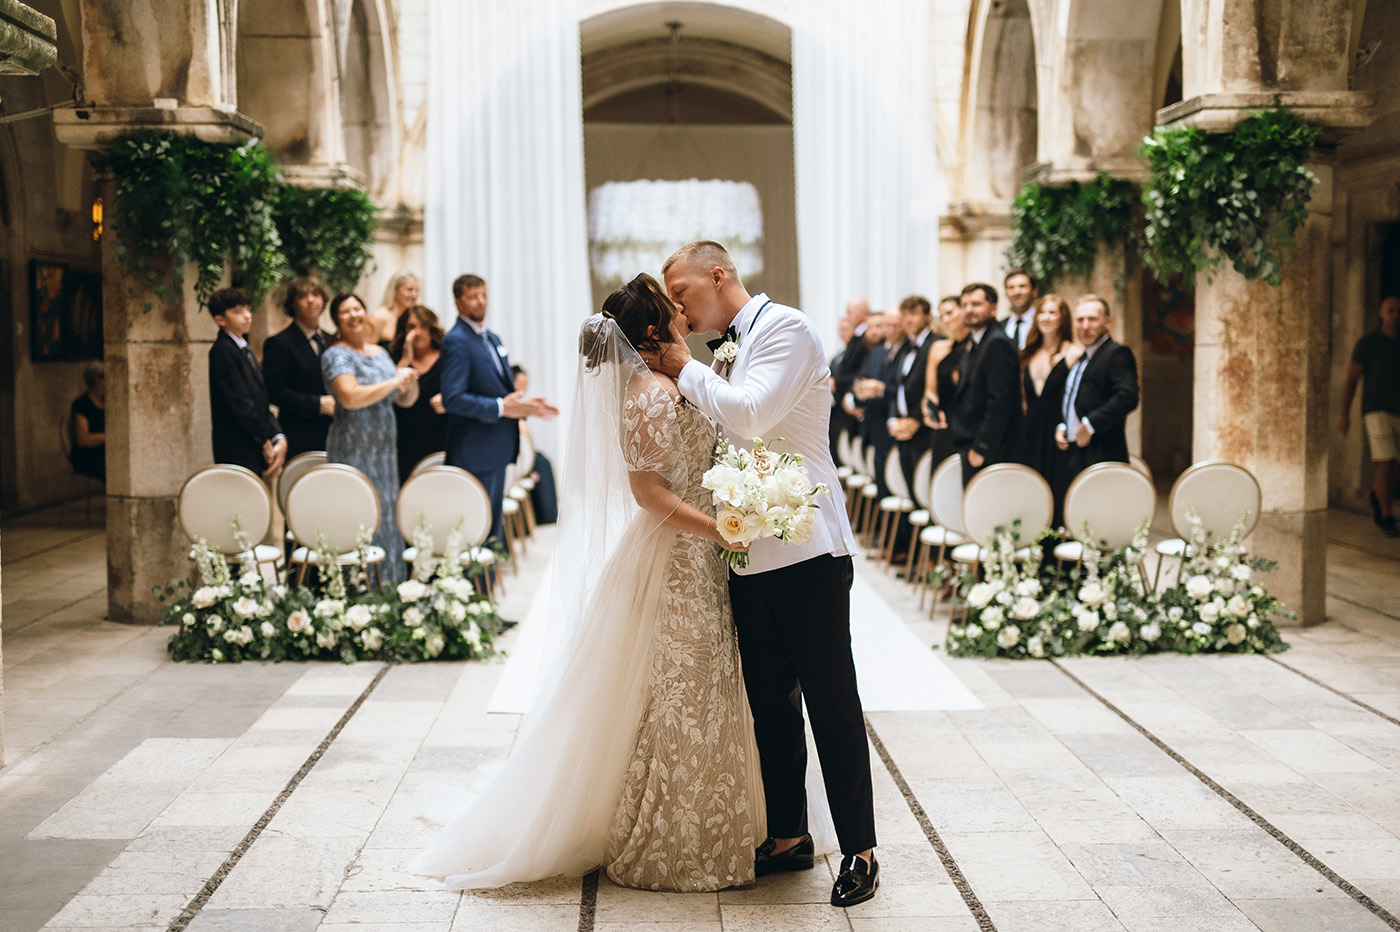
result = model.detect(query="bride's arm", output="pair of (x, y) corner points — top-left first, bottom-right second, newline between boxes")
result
(628, 471), (743, 551)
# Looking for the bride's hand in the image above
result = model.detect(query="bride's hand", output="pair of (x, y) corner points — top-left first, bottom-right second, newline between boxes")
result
(718, 537), (750, 554)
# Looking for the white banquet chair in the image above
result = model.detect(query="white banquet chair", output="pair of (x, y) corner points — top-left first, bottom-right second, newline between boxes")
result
(912, 455), (969, 617)
(949, 464), (1051, 611)
(397, 465), (499, 599)
(409, 451), (447, 477)
(875, 449), (916, 569)
(285, 463), (387, 587)
(902, 449), (936, 580)
(177, 464), (282, 577)
(1152, 461), (1261, 589)
(1053, 462), (1157, 573)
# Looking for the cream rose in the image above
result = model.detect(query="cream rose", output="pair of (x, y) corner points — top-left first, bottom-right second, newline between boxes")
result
(286, 609), (311, 633)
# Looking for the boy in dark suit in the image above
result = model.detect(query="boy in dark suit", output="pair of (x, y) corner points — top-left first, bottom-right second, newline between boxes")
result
(263, 277), (334, 459)
(208, 287), (286, 479)
(1055, 293), (1140, 479)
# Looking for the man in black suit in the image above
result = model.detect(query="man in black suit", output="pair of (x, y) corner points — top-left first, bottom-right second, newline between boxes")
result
(886, 295), (938, 496)
(829, 298), (872, 460)
(208, 287), (285, 478)
(849, 312), (903, 497)
(262, 277), (334, 459)
(1000, 268), (1039, 350)
(948, 282), (1020, 485)
(1055, 293), (1140, 478)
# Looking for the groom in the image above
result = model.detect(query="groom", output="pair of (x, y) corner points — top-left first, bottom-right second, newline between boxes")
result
(659, 241), (878, 907)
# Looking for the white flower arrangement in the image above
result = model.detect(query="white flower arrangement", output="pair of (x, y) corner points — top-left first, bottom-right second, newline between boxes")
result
(701, 436), (829, 568)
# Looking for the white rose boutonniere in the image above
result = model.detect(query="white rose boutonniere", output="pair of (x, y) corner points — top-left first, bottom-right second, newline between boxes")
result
(713, 338), (739, 370)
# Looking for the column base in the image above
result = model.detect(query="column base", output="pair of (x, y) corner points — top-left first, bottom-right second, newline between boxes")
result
(107, 494), (188, 625)
(1251, 509), (1328, 627)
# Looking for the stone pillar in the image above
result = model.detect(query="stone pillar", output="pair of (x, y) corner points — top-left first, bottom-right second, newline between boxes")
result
(1190, 159), (1335, 625)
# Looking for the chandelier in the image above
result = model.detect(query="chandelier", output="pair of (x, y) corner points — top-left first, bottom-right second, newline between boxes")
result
(587, 178), (764, 287)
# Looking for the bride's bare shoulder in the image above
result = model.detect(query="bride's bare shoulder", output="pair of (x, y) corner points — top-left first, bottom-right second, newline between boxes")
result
(626, 369), (680, 401)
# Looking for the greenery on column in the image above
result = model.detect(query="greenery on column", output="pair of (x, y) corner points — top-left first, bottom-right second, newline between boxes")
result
(1005, 173), (1139, 288)
(1139, 108), (1321, 287)
(274, 186), (380, 294)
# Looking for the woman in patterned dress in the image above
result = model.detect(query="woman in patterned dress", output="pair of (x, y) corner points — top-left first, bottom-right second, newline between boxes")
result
(413, 274), (763, 891)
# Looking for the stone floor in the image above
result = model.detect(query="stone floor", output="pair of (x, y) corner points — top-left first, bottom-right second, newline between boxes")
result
(2, 498), (1399, 932)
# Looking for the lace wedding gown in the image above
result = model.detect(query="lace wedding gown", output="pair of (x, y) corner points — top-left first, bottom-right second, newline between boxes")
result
(412, 352), (762, 892)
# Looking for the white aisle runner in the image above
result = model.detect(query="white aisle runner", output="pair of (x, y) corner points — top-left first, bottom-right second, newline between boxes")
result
(488, 557), (981, 714)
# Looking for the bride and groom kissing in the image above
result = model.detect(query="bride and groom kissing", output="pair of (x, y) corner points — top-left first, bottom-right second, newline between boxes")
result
(412, 241), (879, 908)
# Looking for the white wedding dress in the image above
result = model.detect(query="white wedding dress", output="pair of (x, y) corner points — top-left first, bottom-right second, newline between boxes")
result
(412, 316), (765, 892)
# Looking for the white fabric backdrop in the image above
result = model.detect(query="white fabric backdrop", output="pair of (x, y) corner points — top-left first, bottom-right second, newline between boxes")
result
(425, 0), (592, 455)
(792, 0), (941, 354)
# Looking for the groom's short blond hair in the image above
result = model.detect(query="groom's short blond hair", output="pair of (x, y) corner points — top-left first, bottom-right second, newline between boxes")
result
(663, 241), (738, 279)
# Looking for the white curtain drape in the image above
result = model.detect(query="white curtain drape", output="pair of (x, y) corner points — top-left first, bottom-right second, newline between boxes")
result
(425, 0), (591, 455)
(792, 0), (940, 354)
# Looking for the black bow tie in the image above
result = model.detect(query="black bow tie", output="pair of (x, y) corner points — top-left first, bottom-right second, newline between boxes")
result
(706, 326), (738, 353)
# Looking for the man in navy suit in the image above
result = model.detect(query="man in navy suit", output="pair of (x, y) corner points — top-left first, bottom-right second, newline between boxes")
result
(1055, 293), (1140, 478)
(440, 274), (557, 542)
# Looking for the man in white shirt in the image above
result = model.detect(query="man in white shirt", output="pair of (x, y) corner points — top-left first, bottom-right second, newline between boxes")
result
(1001, 268), (1040, 350)
(658, 240), (879, 908)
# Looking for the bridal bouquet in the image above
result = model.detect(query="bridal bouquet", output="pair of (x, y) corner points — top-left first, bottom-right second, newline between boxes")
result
(702, 437), (828, 568)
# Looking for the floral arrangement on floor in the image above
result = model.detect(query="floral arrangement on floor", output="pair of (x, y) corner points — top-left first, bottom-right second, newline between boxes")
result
(701, 436), (828, 568)
(159, 521), (500, 664)
(944, 517), (1289, 660)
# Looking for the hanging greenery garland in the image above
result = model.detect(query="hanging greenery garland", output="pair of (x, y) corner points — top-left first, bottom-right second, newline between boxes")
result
(1140, 108), (1320, 287)
(274, 185), (380, 294)
(1006, 173), (1139, 288)
(100, 132), (286, 308)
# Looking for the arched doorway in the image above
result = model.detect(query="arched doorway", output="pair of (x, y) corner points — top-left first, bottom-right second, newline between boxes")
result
(579, 3), (797, 316)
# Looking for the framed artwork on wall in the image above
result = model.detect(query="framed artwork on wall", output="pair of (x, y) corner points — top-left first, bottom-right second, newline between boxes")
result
(29, 260), (67, 361)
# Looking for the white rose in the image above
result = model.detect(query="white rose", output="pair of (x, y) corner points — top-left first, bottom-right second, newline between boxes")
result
(1076, 610), (1100, 632)
(1015, 578), (1042, 598)
(964, 623), (983, 639)
(286, 609), (311, 633)
(403, 606), (424, 627)
(411, 626), (427, 640)
(762, 504), (796, 537)
(966, 583), (996, 609)
(397, 579), (427, 602)
(467, 601), (487, 616)
(1185, 576), (1214, 601)
(1027, 636), (1045, 658)
(1215, 555), (1233, 571)
(425, 634), (446, 658)
(712, 341), (739, 365)
(239, 573), (260, 588)
(1012, 598), (1040, 620)
(260, 621), (275, 637)
(233, 596), (259, 618)
(771, 467), (814, 508)
(1103, 602), (1118, 620)
(447, 601), (467, 622)
(222, 629), (240, 643)
(1140, 622), (1161, 642)
(1199, 602), (1221, 623)
(1226, 623), (1247, 645)
(361, 627), (383, 651)
(192, 587), (218, 609)
(981, 606), (1004, 629)
(1077, 583), (1106, 608)
(1227, 594), (1250, 618)
(466, 621), (482, 648)
(314, 599), (343, 618)
(1192, 621), (1212, 635)
(207, 614), (224, 632)
(1108, 621), (1131, 644)
(788, 508), (817, 543)
(1231, 563), (1252, 582)
(1247, 615), (1259, 629)
(210, 648), (224, 662)
(996, 591), (1014, 606)
(996, 624), (1021, 649)
(347, 604), (373, 631)
(315, 629), (337, 649)
(238, 625), (254, 645)
(1167, 606), (1184, 622)
(181, 612), (196, 629)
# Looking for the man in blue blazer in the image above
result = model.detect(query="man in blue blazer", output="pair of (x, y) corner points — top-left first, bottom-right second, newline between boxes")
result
(440, 274), (557, 542)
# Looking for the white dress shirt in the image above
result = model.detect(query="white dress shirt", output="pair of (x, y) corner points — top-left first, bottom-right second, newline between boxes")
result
(678, 293), (859, 575)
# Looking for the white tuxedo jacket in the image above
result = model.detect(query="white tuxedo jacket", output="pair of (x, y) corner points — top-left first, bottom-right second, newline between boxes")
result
(678, 293), (858, 575)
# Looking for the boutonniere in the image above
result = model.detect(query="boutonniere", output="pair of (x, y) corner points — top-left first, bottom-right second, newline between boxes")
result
(712, 333), (740, 375)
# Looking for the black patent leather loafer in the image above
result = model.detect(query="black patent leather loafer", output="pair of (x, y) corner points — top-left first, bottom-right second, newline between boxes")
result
(754, 834), (815, 877)
(830, 853), (878, 907)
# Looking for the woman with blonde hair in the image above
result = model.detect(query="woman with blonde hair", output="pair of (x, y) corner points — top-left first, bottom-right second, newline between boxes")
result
(369, 270), (420, 347)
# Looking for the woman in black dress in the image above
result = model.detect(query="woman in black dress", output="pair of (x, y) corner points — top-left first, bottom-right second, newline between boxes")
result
(391, 305), (449, 482)
(922, 295), (969, 466)
(70, 362), (107, 481)
(1019, 294), (1081, 526)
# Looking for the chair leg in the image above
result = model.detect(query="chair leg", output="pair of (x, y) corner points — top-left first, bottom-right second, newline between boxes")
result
(907, 536), (925, 592)
(929, 544), (949, 620)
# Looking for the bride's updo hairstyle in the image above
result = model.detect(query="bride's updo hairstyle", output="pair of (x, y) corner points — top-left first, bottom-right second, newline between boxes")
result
(582, 274), (676, 371)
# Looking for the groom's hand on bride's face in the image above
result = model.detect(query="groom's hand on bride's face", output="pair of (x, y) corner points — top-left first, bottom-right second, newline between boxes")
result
(657, 319), (693, 378)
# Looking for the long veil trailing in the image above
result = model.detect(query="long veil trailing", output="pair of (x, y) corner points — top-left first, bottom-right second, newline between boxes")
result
(411, 315), (767, 889)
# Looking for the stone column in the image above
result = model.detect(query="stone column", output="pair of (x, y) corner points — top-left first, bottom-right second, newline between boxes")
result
(1190, 158), (1334, 625)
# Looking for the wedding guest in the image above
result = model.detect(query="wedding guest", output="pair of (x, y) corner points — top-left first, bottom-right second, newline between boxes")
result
(1000, 268), (1040, 350)
(69, 362), (106, 482)
(885, 295), (937, 558)
(323, 292), (420, 580)
(391, 304), (449, 482)
(1018, 294), (1081, 524)
(948, 282), (1019, 484)
(851, 312), (903, 496)
(441, 274), (557, 543)
(1055, 294), (1140, 484)
(922, 295), (968, 467)
(830, 298), (872, 459)
(511, 365), (559, 525)
(207, 287), (286, 479)
(263, 276), (334, 459)
(370, 270), (421, 349)
(1339, 295), (1400, 537)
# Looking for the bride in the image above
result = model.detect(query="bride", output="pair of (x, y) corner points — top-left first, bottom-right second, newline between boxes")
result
(411, 273), (764, 891)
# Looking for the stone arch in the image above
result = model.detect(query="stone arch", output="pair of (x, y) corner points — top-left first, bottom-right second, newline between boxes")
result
(236, 0), (337, 164)
(962, 0), (1040, 205)
(338, 0), (400, 198)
